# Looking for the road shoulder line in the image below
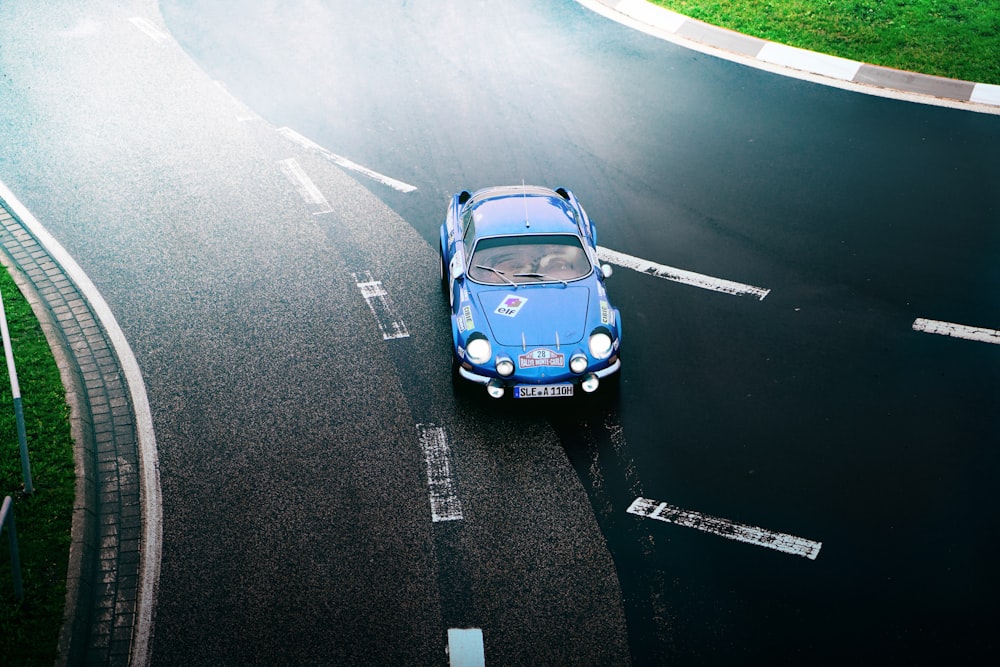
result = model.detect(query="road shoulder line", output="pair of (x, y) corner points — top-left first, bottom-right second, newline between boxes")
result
(0, 182), (161, 667)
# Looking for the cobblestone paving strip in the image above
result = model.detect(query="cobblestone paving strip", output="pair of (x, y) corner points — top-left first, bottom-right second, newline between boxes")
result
(0, 200), (141, 666)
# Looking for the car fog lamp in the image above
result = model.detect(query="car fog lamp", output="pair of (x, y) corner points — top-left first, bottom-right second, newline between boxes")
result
(466, 336), (492, 365)
(496, 358), (514, 377)
(588, 332), (613, 360)
(569, 353), (588, 374)
(581, 373), (600, 393)
(486, 379), (506, 399)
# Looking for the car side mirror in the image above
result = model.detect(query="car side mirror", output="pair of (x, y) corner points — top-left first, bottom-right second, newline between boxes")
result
(450, 254), (466, 282)
(601, 264), (613, 279)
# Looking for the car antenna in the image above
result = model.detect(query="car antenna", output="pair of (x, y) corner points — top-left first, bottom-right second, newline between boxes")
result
(522, 179), (530, 228)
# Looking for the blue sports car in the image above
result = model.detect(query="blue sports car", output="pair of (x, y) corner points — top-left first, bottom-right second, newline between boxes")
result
(439, 185), (622, 399)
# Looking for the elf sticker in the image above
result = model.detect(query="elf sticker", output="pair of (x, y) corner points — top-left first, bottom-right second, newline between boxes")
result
(494, 294), (528, 317)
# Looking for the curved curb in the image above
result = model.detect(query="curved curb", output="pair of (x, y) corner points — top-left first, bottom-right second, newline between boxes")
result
(0, 182), (161, 667)
(578, 0), (1000, 115)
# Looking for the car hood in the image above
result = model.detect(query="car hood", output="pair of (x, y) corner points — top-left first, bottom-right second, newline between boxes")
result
(476, 286), (590, 347)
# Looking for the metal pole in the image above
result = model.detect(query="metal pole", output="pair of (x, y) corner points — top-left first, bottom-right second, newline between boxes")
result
(0, 285), (33, 494)
(1, 495), (24, 600)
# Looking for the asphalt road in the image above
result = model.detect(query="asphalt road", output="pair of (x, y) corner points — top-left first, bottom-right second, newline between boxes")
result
(2, 0), (999, 664)
(2, 0), (629, 664)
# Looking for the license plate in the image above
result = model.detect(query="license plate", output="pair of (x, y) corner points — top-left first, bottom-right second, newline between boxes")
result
(513, 383), (574, 399)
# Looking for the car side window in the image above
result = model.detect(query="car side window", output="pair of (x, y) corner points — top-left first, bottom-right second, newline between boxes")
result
(462, 210), (475, 245)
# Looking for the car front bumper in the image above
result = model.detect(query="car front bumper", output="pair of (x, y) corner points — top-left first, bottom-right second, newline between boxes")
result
(457, 357), (621, 386)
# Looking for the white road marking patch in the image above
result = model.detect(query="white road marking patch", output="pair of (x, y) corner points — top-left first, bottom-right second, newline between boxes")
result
(277, 158), (333, 215)
(912, 318), (1000, 345)
(447, 628), (485, 667)
(276, 127), (417, 193)
(597, 246), (770, 300)
(128, 17), (169, 43)
(758, 42), (862, 81)
(353, 271), (409, 340)
(627, 497), (822, 560)
(971, 83), (1000, 106)
(418, 425), (464, 522)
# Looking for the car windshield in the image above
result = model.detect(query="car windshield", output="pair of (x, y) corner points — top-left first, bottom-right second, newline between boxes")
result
(469, 234), (591, 285)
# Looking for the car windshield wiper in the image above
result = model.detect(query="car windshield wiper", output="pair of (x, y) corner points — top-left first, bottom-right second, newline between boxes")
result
(475, 264), (516, 287)
(515, 272), (568, 287)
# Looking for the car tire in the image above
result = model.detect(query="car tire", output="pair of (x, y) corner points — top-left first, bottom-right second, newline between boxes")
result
(579, 369), (621, 408)
(601, 370), (622, 400)
(439, 248), (449, 301)
(450, 357), (474, 402)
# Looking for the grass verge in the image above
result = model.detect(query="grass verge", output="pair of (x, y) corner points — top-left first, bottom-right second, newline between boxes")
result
(649, 0), (1000, 85)
(0, 266), (75, 667)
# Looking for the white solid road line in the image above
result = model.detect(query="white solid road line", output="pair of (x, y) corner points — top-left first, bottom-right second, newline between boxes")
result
(912, 318), (1000, 345)
(276, 127), (418, 193)
(417, 425), (464, 522)
(628, 496), (822, 560)
(597, 246), (771, 300)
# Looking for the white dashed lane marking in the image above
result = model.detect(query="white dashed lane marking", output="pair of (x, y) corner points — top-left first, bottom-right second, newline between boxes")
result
(277, 158), (333, 215)
(628, 497), (822, 560)
(417, 425), (463, 522)
(128, 17), (170, 43)
(597, 246), (770, 300)
(912, 318), (1000, 345)
(353, 272), (409, 340)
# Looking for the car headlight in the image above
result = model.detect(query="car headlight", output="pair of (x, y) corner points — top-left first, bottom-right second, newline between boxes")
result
(496, 357), (514, 376)
(588, 330), (613, 360)
(466, 336), (492, 365)
(569, 353), (588, 374)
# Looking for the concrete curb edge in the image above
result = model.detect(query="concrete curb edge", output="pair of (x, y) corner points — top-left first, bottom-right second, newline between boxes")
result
(0, 179), (162, 667)
(579, 0), (1000, 115)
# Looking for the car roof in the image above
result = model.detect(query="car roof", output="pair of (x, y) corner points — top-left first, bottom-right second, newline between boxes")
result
(463, 185), (581, 237)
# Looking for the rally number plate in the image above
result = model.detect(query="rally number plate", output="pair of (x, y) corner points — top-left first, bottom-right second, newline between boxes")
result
(513, 383), (574, 399)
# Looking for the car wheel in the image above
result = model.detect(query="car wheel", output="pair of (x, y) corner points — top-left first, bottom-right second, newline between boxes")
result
(578, 370), (621, 408)
(600, 370), (622, 401)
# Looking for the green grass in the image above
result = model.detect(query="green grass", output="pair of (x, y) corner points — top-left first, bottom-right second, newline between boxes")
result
(649, 0), (1000, 85)
(0, 267), (75, 667)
